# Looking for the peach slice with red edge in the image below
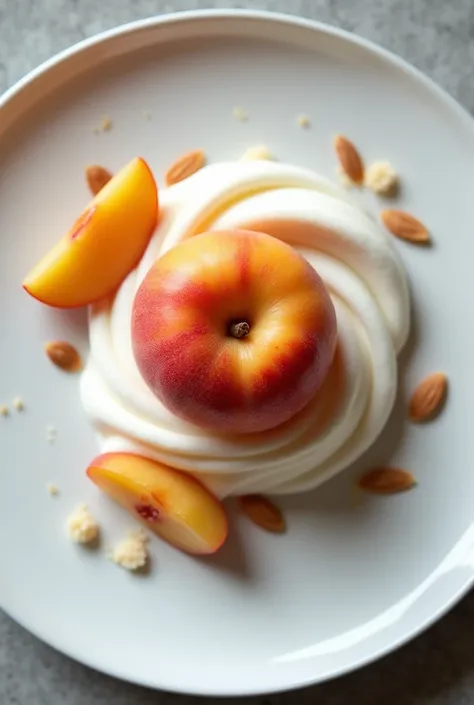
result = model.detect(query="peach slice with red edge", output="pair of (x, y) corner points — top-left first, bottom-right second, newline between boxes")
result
(87, 453), (228, 555)
(23, 157), (158, 308)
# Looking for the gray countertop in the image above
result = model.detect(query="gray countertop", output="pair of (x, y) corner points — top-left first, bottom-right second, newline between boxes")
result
(1, 1), (474, 704)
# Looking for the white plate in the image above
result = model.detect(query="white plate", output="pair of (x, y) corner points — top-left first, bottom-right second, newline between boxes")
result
(1, 9), (474, 697)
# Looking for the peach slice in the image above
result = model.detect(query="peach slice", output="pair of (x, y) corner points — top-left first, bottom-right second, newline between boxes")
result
(23, 157), (158, 308)
(87, 453), (228, 555)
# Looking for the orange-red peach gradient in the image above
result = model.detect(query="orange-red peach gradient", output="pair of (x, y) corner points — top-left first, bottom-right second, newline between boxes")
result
(132, 229), (337, 434)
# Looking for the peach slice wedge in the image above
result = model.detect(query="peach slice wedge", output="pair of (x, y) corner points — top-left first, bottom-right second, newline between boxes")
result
(23, 157), (158, 308)
(87, 453), (228, 555)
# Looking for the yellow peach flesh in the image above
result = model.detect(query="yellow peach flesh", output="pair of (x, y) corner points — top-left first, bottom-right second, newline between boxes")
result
(23, 157), (158, 308)
(87, 453), (228, 555)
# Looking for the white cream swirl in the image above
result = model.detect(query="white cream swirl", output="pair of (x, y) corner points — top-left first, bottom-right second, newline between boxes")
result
(80, 160), (410, 497)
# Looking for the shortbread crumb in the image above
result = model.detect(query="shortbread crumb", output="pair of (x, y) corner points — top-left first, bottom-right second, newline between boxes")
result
(110, 530), (149, 571)
(67, 504), (99, 544)
(101, 115), (113, 132)
(0, 405), (8, 417)
(296, 114), (310, 128)
(233, 106), (248, 122)
(365, 161), (398, 196)
(46, 483), (59, 497)
(12, 397), (24, 411)
(240, 144), (272, 161)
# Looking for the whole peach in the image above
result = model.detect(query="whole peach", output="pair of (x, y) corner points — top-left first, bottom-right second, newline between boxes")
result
(132, 230), (337, 434)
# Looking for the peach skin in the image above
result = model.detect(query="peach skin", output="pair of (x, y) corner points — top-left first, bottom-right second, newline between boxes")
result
(132, 229), (337, 434)
(87, 453), (228, 555)
(23, 157), (158, 307)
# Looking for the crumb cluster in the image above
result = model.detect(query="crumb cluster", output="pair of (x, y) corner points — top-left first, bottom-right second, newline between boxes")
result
(110, 530), (149, 571)
(365, 160), (399, 196)
(240, 144), (272, 161)
(67, 504), (99, 544)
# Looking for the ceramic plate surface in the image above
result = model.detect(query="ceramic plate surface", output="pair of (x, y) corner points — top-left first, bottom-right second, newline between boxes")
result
(1, 10), (474, 696)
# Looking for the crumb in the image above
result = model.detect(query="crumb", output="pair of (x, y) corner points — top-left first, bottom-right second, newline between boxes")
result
(142, 110), (152, 120)
(365, 161), (399, 196)
(91, 116), (112, 134)
(101, 115), (113, 132)
(110, 530), (149, 571)
(46, 424), (57, 443)
(0, 405), (8, 417)
(296, 114), (311, 128)
(336, 166), (356, 189)
(233, 106), (248, 122)
(46, 483), (59, 497)
(240, 144), (272, 161)
(12, 396), (24, 412)
(67, 504), (99, 544)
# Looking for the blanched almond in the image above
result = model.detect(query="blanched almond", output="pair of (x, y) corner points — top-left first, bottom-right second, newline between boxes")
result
(238, 495), (286, 533)
(86, 165), (113, 195)
(165, 149), (206, 186)
(409, 372), (447, 422)
(381, 209), (429, 243)
(334, 135), (364, 184)
(358, 467), (415, 494)
(45, 341), (82, 373)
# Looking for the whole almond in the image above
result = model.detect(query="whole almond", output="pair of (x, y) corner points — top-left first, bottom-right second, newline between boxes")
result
(381, 209), (429, 244)
(358, 467), (415, 495)
(86, 165), (113, 195)
(334, 135), (364, 184)
(45, 341), (82, 373)
(409, 372), (447, 422)
(165, 149), (206, 186)
(238, 495), (286, 533)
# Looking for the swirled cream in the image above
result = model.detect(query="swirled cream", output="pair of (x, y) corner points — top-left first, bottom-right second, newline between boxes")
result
(80, 160), (410, 497)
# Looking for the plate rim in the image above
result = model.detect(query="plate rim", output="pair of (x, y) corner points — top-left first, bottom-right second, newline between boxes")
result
(2, 8), (474, 697)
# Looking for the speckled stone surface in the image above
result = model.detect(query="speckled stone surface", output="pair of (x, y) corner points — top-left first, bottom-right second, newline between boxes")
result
(1, 1), (474, 703)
